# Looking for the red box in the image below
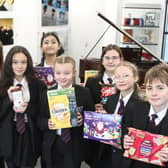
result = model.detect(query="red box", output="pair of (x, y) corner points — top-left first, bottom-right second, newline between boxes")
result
(124, 127), (168, 166)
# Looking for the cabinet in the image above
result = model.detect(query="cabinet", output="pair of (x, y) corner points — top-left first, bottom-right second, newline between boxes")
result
(120, 3), (162, 59)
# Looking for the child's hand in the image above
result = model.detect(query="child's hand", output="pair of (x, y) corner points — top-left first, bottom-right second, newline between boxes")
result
(13, 103), (28, 113)
(123, 134), (134, 149)
(159, 147), (168, 163)
(48, 119), (55, 130)
(95, 103), (107, 113)
(77, 112), (83, 126)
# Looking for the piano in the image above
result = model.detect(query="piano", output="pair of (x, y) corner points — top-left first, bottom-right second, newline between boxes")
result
(79, 12), (164, 86)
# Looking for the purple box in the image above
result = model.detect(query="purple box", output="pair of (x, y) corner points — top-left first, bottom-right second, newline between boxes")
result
(84, 111), (122, 145)
(34, 66), (57, 89)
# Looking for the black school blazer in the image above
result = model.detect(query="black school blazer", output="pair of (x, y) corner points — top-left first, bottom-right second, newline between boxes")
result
(121, 101), (168, 168)
(38, 84), (95, 167)
(96, 91), (143, 160)
(85, 75), (103, 104)
(0, 78), (46, 159)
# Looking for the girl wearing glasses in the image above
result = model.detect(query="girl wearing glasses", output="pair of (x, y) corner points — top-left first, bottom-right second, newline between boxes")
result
(85, 44), (123, 167)
(100, 61), (143, 168)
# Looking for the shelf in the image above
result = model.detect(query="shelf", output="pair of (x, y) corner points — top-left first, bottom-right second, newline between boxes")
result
(120, 3), (162, 57)
(122, 25), (160, 28)
(122, 42), (158, 46)
(123, 3), (161, 10)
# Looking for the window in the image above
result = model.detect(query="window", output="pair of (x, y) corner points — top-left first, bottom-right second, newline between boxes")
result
(162, 0), (168, 61)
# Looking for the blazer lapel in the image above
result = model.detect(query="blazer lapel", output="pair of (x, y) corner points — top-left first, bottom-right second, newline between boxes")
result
(125, 92), (149, 130)
(136, 103), (150, 130)
(106, 93), (119, 114)
(159, 110), (168, 135)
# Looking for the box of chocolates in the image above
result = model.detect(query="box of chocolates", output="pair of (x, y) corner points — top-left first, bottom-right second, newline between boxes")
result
(124, 127), (168, 166)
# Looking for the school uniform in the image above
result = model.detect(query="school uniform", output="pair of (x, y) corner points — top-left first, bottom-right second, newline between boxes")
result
(0, 158), (5, 168)
(94, 91), (143, 168)
(85, 75), (102, 104)
(38, 84), (94, 168)
(121, 102), (168, 168)
(36, 61), (54, 168)
(85, 73), (116, 167)
(85, 73), (114, 104)
(0, 78), (46, 168)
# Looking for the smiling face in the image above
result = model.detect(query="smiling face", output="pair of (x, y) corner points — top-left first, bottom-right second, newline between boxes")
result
(102, 49), (121, 73)
(54, 62), (75, 88)
(146, 80), (168, 112)
(41, 35), (61, 56)
(12, 52), (27, 81)
(114, 65), (138, 96)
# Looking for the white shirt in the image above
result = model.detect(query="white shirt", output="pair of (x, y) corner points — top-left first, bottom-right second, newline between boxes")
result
(13, 77), (30, 122)
(148, 105), (167, 126)
(114, 91), (134, 114)
(44, 61), (53, 67)
(57, 84), (73, 90)
(102, 72), (115, 84)
(13, 77), (30, 103)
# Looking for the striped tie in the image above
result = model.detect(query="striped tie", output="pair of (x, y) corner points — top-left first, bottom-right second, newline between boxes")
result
(150, 114), (158, 127)
(16, 113), (25, 134)
(117, 97), (124, 115)
(61, 128), (71, 143)
(107, 77), (113, 84)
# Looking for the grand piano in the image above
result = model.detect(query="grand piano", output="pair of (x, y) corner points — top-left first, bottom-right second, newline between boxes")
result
(79, 12), (164, 86)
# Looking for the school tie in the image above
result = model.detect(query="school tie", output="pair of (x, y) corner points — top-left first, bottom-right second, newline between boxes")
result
(16, 113), (25, 134)
(107, 77), (113, 84)
(61, 128), (71, 143)
(15, 83), (26, 135)
(117, 97), (124, 115)
(150, 114), (158, 127)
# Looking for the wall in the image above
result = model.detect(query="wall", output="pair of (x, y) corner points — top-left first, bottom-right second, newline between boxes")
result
(3, 0), (120, 82)
(121, 0), (166, 58)
(2, 0), (166, 81)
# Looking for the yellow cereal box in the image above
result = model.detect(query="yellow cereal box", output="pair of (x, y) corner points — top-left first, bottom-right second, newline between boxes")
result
(47, 88), (75, 129)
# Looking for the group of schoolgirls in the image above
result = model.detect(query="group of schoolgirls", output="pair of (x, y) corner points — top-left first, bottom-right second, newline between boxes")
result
(86, 44), (168, 168)
(0, 32), (94, 168)
(0, 31), (168, 168)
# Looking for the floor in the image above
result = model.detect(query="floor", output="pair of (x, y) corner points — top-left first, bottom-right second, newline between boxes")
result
(34, 160), (90, 168)
(5, 159), (90, 167)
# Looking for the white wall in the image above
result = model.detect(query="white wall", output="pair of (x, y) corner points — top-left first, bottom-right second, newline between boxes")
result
(2, 0), (166, 81)
(4, 0), (120, 82)
(68, 0), (119, 81)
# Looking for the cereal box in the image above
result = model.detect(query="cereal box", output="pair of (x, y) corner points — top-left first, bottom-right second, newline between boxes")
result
(47, 88), (80, 129)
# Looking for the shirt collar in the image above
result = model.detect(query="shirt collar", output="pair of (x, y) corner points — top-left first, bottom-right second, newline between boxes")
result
(149, 105), (167, 122)
(120, 90), (134, 106)
(13, 77), (26, 87)
(102, 72), (114, 84)
(44, 61), (53, 67)
(57, 84), (73, 90)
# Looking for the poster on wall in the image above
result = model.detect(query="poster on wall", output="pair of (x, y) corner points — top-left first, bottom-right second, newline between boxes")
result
(42, 0), (68, 26)
(36, 29), (68, 64)
(0, 18), (13, 45)
(42, 29), (68, 53)
(55, 29), (68, 53)
(0, 0), (14, 11)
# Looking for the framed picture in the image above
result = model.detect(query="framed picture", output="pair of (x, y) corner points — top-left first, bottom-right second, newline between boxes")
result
(0, 18), (13, 45)
(42, 0), (68, 26)
(0, 0), (14, 11)
(145, 12), (157, 26)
